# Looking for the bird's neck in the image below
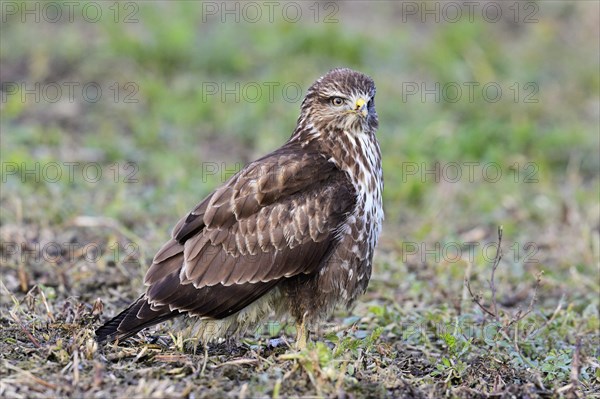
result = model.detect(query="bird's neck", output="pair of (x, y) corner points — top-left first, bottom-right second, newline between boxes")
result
(290, 123), (384, 248)
(292, 124), (383, 194)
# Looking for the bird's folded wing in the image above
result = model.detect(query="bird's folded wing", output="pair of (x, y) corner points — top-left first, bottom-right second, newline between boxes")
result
(144, 145), (356, 299)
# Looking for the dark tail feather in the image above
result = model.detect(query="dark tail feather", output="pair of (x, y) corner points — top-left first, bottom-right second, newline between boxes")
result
(95, 295), (180, 344)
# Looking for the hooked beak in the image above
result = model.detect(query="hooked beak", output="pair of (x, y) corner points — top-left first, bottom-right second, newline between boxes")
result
(354, 98), (368, 118)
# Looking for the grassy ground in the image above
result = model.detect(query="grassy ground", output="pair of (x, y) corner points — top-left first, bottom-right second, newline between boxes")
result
(1, 1), (599, 398)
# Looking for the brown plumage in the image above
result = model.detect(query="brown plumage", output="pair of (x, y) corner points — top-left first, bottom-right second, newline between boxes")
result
(95, 68), (383, 348)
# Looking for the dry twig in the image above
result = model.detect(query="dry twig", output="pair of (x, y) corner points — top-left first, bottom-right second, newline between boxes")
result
(488, 226), (503, 320)
(3, 362), (58, 390)
(568, 337), (582, 396)
(465, 226), (542, 332)
(9, 311), (41, 348)
(464, 226), (504, 320)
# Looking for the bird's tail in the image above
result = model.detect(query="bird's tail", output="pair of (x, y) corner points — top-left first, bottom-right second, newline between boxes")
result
(95, 295), (179, 343)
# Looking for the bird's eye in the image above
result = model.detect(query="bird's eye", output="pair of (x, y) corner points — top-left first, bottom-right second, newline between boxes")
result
(330, 97), (345, 106)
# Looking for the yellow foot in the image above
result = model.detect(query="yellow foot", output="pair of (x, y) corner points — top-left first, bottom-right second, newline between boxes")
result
(295, 313), (308, 350)
(200, 343), (208, 376)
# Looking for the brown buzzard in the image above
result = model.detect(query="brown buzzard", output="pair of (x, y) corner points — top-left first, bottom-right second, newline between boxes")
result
(95, 68), (383, 349)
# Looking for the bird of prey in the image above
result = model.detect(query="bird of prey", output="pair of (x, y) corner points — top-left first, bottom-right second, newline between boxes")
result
(95, 68), (383, 349)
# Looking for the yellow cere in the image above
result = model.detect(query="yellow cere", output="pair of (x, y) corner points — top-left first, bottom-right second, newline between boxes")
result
(355, 98), (368, 117)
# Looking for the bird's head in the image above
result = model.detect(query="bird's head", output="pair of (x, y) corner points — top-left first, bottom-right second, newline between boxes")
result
(297, 68), (378, 137)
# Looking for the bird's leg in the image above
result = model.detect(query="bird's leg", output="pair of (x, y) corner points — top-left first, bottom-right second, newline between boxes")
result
(191, 336), (200, 356)
(295, 312), (309, 350)
(200, 342), (208, 376)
